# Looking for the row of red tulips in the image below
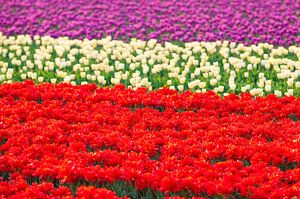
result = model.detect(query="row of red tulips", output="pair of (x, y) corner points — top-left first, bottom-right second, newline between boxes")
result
(0, 173), (123, 199)
(0, 80), (299, 117)
(0, 81), (299, 198)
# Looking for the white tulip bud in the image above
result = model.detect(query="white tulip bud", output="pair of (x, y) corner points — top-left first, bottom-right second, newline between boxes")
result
(177, 85), (184, 91)
(194, 68), (200, 76)
(71, 81), (76, 86)
(188, 82), (195, 89)
(142, 66), (149, 74)
(129, 63), (135, 70)
(265, 85), (272, 92)
(250, 89), (257, 96)
(223, 63), (230, 71)
(287, 89), (294, 96)
(7, 68), (13, 74)
(6, 73), (12, 79)
(50, 78), (57, 84)
(258, 80), (264, 88)
(229, 83), (236, 90)
(287, 78), (294, 87)
(38, 76), (44, 83)
(31, 73), (37, 80)
(210, 79), (217, 86)
(0, 75), (5, 81)
(199, 82), (206, 89)
(274, 90), (282, 97)
(80, 72), (86, 78)
(169, 86), (175, 90)
(241, 86), (247, 93)
(1, 68), (6, 73)
(218, 86), (224, 93)
(21, 55), (27, 61)
(258, 73), (265, 79)
(247, 64), (253, 70)
(179, 77), (186, 84)
(230, 71), (236, 77)
(20, 74), (27, 80)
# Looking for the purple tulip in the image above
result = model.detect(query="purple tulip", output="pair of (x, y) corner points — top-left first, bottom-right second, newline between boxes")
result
(0, 0), (299, 46)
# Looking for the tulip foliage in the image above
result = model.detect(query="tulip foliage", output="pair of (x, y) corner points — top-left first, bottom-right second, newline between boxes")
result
(0, 81), (299, 198)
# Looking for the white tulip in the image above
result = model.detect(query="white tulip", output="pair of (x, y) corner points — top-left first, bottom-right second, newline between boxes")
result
(21, 74), (27, 80)
(265, 85), (272, 92)
(0, 75), (5, 81)
(177, 85), (184, 91)
(169, 86), (175, 90)
(218, 86), (224, 93)
(6, 73), (12, 79)
(287, 78), (294, 87)
(274, 90), (282, 97)
(229, 83), (236, 90)
(241, 86), (247, 93)
(38, 76), (44, 83)
(50, 78), (57, 84)
(210, 79), (217, 86)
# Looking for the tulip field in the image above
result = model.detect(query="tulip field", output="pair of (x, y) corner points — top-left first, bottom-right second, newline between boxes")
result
(0, 0), (299, 199)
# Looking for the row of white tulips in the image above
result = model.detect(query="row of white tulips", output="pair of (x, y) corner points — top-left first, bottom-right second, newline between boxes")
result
(0, 32), (299, 96)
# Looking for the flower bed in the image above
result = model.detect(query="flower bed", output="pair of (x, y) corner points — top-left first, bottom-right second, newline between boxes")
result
(1, 0), (300, 198)
(0, 34), (299, 96)
(0, 81), (299, 198)
(1, 0), (300, 46)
